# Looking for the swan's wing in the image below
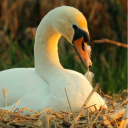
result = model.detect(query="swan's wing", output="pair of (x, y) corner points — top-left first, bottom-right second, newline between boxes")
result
(0, 68), (49, 108)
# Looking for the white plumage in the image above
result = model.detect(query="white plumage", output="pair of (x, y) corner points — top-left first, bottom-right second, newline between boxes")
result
(0, 6), (106, 114)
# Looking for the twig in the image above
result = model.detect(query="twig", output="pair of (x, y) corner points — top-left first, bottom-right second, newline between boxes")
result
(0, 109), (10, 120)
(102, 115), (113, 128)
(90, 105), (104, 127)
(2, 87), (7, 109)
(94, 38), (128, 48)
(114, 119), (119, 128)
(43, 108), (63, 118)
(115, 89), (128, 102)
(115, 98), (128, 109)
(11, 98), (21, 112)
(97, 123), (101, 128)
(30, 108), (54, 118)
(70, 83), (100, 128)
(16, 107), (38, 114)
(75, 119), (111, 127)
(30, 110), (46, 118)
(65, 88), (74, 117)
(16, 107), (27, 114)
(85, 104), (97, 110)
(14, 115), (32, 119)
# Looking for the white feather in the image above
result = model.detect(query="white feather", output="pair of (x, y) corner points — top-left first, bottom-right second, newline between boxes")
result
(0, 6), (107, 114)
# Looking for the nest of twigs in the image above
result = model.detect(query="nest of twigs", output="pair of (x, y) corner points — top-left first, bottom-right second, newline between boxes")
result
(0, 85), (127, 128)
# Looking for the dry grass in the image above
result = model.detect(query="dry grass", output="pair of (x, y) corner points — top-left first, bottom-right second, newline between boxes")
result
(0, 0), (126, 41)
(0, 87), (127, 128)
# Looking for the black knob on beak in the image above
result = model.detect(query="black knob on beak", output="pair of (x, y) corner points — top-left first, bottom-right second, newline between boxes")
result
(89, 65), (92, 69)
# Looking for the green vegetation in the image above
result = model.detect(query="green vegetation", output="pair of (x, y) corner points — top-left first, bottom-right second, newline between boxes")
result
(0, 34), (127, 95)
(59, 39), (127, 95)
(0, 0), (127, 94)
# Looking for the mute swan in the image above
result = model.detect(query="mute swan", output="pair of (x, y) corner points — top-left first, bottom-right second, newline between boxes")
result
(0, 6), (106, 114)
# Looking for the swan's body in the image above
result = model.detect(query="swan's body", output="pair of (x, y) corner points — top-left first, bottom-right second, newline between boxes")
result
(0, 6), (106, 114)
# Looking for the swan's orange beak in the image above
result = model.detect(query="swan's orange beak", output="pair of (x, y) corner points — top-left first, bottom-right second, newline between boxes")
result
(74, 37), (92, 68)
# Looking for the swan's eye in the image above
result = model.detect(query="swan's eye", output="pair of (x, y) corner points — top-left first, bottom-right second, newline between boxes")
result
(73, 25), (77, 29)
(82, 40), (85, 51)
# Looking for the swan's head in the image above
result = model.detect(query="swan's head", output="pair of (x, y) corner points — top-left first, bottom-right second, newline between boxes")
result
(52, 6), (92, 68)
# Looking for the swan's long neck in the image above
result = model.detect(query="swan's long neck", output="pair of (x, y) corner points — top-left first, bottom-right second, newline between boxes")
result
(34, 18), (63, 83)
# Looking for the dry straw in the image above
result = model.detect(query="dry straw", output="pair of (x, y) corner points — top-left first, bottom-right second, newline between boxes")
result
(2, 87), (7, 110)
(0, 85), (127, 128)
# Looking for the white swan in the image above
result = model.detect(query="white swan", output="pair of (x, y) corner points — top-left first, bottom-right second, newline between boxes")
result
(0, 6), (106, 114)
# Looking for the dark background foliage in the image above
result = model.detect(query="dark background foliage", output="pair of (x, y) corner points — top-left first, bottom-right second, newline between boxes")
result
(0, 0), (127, 94)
